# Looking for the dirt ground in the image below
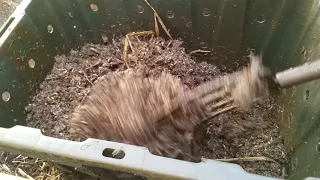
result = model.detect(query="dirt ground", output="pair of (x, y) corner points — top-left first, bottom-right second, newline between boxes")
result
(0, 0), (21, 26)
(16, 36), (289, 179)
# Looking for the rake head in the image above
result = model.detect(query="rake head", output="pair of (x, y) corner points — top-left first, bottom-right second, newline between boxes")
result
(189, 53), (270, 120)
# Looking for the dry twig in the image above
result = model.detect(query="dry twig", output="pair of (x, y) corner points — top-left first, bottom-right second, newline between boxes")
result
(123, 31), (154, 68)
(189, 49), (211, 55)
(17, 168), (35, 180)
(154, 13), (160, 38)
(86, 60), (102, 70)
(1, 164), (11, 173)
(90, 47), (100, 55)
(125, 34), (134, 53)
(143, 0), (172, 39)
(83, 72), (93, 86)
(123, 37), (130, 68)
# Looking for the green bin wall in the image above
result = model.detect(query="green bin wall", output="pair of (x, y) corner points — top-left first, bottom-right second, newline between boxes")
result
(1, 0), (320, 179)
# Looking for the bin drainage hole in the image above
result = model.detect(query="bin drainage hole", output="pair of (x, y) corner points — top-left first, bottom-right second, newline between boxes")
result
(90, 4), (99, 11)
(28, 59), (35, 68)
(47, 25), (53, 33)
(317, 142), (320, 153)
(2, 92), (10, 102)
(257, 15), (266, 24)
(305, 89), (310, 100)
(166, 10), (174, 19)
(102, 148), (125, 159)
(203, 8), (211, 16)
(136, 5), (144, 14)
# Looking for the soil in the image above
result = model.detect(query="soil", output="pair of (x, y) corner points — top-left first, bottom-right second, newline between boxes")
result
(0, 0), (21, 26)
(195, 98), (288, 178)
(3, 36), (288, 179)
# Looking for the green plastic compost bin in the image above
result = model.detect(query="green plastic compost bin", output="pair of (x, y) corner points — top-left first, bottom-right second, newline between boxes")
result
(0, 0), (320, 179)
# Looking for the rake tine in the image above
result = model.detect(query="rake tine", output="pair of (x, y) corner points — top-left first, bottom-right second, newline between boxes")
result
(207, 105), (236, 119)
(208, 98), (233, 111)
(201, 89), (230, 105)
(191, 72), (240, 99)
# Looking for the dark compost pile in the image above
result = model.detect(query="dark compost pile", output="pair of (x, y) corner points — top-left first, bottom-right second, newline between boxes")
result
(22, 36), (288, 179)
